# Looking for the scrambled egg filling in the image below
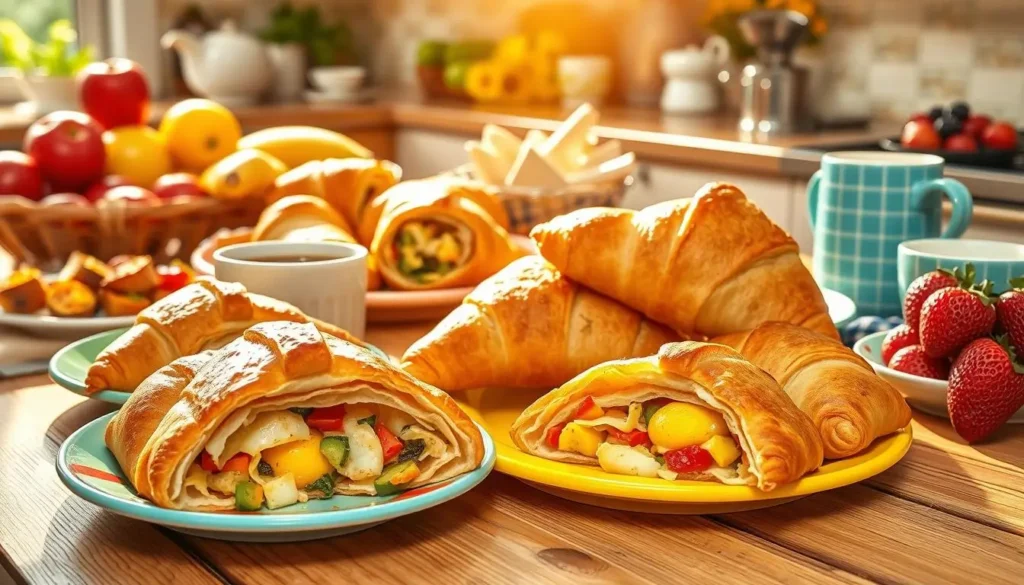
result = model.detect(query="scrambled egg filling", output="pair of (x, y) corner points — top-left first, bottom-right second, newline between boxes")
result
(394, 221), (463, 283)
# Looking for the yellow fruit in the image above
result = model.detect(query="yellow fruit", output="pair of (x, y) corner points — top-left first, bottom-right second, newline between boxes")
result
(701, 435), (741, 467)
(558, 422), (604, 457)
(158, 98), (242, 173)
(236, 126), (371, 169)
(260, 431), (335, 489)
(466, 61), (503, 102)
(199, 149), (287, 200)
(647, 402), (729, 450)
(102, 126), (171, 188)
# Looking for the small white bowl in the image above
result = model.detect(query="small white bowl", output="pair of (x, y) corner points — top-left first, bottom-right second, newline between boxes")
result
(308, 66), (365, 94)
(853, 330), (1024, 422)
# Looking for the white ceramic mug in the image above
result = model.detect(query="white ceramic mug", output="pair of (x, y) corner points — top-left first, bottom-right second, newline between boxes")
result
(214, 241), (367, 338)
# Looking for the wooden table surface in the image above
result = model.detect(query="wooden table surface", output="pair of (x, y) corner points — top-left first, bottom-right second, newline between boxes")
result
(1, 321), (1023, 585)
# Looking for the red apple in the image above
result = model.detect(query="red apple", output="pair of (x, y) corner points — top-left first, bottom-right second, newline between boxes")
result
(901, 120), (941, 150)
(981, 122), (1019, 150)
(83, 174), (133, 202)
(152, 172), (206, 199)
(961, 115), (991, 140)
(943, 134), (978, 152)
(23, 111), (105, 192)
(101, 185), (159, 206)
(0, 150), (44, 200)
(77, 58), (151, 129)
(908, 112), (932, 126)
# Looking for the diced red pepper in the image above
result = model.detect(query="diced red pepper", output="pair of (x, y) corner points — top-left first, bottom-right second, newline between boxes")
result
(375, 422), (404, 464)
(664, 445), (714, 473)
(606, 427), (650, 447)
(545, 424), (565, 449)
(307, 404), (347, 432)
(199, 451), (219, 472)
(221, 453), (252, 473)
(157, 265), (190, 292)
(574, 396), (604, 420)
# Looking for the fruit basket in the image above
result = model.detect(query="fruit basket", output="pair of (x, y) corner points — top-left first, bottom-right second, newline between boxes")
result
(445, 164), (631, 235)
(0, 195), (264, 271)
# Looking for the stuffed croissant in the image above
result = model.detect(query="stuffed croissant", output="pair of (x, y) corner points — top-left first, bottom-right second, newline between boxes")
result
(85, 278), (363, 394)
(106, 320), (485, 511)
(511, 341), (823, 491)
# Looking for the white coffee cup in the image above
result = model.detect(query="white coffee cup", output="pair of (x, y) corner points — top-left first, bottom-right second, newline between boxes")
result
(213, 241), (367, 338)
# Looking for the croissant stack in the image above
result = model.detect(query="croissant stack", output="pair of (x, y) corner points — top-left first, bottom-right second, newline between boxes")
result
(530, 182), (837, 340)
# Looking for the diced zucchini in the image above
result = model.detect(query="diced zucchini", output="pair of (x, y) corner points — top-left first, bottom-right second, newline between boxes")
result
(305, 473), (336, 500)
(289, 407), (313, 417)
(358, 415), (377, 427)
(374, 460), (421, 496)
(643, 401), (664, 426)
(398, 230), (415, 246)
(320, 435), (350, 471)
(235, 481), (264, 511)
(396, 438), (425, 463)
(257, 459), (274, 477)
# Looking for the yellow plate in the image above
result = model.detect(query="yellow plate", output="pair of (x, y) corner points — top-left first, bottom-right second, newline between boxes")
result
(457, 389), (913, 514)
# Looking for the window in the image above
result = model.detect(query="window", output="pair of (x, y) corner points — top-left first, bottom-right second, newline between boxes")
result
(0, 0), (74, 43)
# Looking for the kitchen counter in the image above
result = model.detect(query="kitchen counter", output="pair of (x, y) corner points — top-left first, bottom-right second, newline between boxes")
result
(1, 97), (1020, 204)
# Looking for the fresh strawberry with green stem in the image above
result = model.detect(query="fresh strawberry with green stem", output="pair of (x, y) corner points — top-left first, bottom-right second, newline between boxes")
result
(903, 267), (962, 330)
(888, 344), (949, 380)
(881, 324), (919, 365)
(947, 336), (1024, 443)
(996, 276), (1024, 354)
(919, 279), (997, 358)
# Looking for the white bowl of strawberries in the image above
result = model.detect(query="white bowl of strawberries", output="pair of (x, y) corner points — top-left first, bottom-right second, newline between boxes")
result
(853, 264), (1024, 443)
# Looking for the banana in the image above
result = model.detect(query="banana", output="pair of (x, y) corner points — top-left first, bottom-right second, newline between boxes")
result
(236, 126), (373, 169)
(200, 149), (288, 200)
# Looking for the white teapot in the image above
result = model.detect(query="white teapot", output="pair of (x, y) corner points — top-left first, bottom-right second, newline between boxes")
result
(660, 36), (731, 114)
(161, 21), (271, 106)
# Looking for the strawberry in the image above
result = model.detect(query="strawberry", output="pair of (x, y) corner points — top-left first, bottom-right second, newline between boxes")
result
(888, 345), (949, 380)
(996, 277), (1024, 354)
(881, 324), (919, 365)
(919, 284), (996, 358)
(947, 337), (1024, 443)
(903, 269), (959, 329)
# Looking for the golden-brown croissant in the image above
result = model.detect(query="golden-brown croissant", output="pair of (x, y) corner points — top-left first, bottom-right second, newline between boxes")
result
(85, 278), (363, 394)
(714, 322), (911, 459)
(268, 158), (401, 230)
(370, 179), (523, 291)
(402, 256), (679, 391)
(510, 341), (824, 491)
(531, 182), (837, 339)
(106, 320), (484, 510)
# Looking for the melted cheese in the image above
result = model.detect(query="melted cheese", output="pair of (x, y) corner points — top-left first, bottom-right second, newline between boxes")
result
(573, 402), (644, 432)
(217, 411), (310, 466)
(338, 406), (383, 480)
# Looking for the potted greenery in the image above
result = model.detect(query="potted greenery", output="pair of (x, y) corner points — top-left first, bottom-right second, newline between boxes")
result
(0, 19), (93, 114)
(260, 3), (356, 102)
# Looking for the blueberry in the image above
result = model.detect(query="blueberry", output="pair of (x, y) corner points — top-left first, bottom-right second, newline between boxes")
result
(947, 101), (970, 121)
(928, 106), (943, 121)
(935, 115), (963, 139)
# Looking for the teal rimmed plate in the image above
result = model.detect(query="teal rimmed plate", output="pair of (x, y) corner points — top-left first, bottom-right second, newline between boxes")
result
(57, 413), (495, 542)
(50, 328), (390, 405)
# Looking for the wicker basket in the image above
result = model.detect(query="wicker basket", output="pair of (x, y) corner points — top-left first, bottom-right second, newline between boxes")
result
(0, 195), (265, 272)
(446, 165), (631, 235)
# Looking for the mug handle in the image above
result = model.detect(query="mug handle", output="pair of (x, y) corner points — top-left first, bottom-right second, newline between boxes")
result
(910, 178), (974, 238)
(806, 170), (823, 229)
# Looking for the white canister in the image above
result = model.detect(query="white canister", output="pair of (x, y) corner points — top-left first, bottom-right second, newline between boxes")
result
(267, 42), (307, 103)
(214, 241), (367, 338)
(660, 36), (731, 114)
(557, 55), (612, 109)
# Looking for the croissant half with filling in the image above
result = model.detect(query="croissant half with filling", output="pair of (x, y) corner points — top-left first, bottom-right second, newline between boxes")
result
(401, 256), (679, 392)
(369, 179), (523, 290)
(511, 341), (823, 491)
(269, 158), (401, 230)
(85, 278), (364, 394)
(714, 322), (911, 459)
(530, 182), (837, 339)
(106, 321), (484, 510)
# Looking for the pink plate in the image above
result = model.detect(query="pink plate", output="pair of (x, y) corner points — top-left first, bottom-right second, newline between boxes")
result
(191, 231), (535, 323)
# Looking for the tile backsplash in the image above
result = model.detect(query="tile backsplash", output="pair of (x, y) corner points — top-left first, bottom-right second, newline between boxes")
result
(160, 0), (1024, 124)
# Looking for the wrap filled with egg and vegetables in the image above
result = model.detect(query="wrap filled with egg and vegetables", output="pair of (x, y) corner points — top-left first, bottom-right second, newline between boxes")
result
(367, 178), (522, 290)
(105, 321), (484, 511)
(510, 341), (823, 491)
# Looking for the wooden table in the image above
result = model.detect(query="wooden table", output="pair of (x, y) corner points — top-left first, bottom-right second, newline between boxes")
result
(1, 321), (1022, 585)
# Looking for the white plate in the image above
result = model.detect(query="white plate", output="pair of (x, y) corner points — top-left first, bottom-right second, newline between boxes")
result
(853, 330), (1024, 422)
(0, 309), (134, 339)
(821, 288), (857, 329)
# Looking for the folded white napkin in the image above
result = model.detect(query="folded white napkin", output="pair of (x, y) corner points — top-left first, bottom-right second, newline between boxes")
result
(0, 327), (69, 367)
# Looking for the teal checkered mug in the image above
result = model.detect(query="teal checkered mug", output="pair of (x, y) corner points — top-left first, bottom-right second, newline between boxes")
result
(808, 152), (973, 317)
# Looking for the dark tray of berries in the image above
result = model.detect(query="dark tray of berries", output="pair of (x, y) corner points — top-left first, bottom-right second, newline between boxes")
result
(885, 101), (1021, 168)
